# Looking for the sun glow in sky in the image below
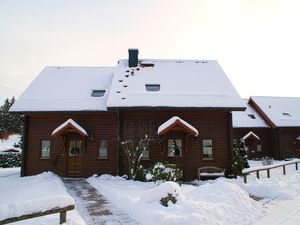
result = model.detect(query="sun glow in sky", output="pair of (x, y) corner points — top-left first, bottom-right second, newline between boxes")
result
(1, 0), (300, 103)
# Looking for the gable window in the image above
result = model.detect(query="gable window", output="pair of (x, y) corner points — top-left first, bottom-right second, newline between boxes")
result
(168, 139), (182, 157)
(282, 113), (291, 117)
(41, 140), (50, 159)
(98, 140), (108, 158)
(203, 139), (213, 159)
(248, 114), (256, 119)
(91, 90), (105, 97)
(145, 84), (160, 92)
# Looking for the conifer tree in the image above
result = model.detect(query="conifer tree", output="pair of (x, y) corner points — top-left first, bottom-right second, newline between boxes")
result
(230, 139), (250, 178)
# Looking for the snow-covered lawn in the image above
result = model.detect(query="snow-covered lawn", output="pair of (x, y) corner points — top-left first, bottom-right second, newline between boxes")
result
(88, 160), (300, 225)
(0, 168), (85, 225)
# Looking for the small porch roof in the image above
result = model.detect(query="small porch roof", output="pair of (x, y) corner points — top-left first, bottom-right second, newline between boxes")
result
(240, 131), (260, 141)
(52, 119), (88, 137)
(157, 116), (199, 137)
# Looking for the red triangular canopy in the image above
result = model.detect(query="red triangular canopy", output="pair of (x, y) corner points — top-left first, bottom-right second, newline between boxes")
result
(157, 116), (199, 137)
(52, 119), (88, 137)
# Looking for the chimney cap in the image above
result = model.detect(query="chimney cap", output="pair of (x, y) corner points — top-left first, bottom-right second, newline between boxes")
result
(128, 48), (139, 52)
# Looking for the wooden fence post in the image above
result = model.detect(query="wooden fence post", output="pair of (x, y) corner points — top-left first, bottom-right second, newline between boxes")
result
(296, 162), (298, 171)
(243, 174), (247, 183)
(283, 165), (286, 175)
(60, 211), (67, 224)
(267, 169), (270, 178)
(256, 170), (259, 179)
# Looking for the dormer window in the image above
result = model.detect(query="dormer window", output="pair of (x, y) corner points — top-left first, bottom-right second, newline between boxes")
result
(248, 114), (256, 119)
(91, 90), (105, 97)
(282, 113), (291, 117)
(145, 84), (160, 92)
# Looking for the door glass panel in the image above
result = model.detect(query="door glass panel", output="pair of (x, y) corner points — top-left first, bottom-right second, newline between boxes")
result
(69, 140), (82, 156)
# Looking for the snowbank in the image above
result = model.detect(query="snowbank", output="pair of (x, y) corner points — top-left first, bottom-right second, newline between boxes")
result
(87, 175), (264, 225)
(0, 170), (84, 224)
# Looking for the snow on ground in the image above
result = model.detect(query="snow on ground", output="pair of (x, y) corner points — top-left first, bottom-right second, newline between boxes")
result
(245, 160), (300, 224)
(87, 175), (264, 225)
(0, 134), (21, 152)
(0, 168), (85, 225)
(88, 159), (300, 225)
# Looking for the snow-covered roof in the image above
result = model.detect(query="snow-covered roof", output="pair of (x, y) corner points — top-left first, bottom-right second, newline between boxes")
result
(10, 67), (114, 112)
(107, 59), (245, 109)
(157, 116), (199, 136)
(251, 96), (300, 127)
(241, 131), (260, 141)
(52, 119), (88, 136)
(232, 99), (270, 128)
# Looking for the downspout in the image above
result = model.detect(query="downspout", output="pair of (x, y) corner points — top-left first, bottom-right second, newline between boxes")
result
(116, 109), (121, 175)
(228, 112), (233, 172)
(19, 115), (27, 177)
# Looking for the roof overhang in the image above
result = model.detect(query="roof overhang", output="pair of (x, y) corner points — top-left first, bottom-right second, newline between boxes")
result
(52, 119), (88, 137)
(157, 116), (199, 137)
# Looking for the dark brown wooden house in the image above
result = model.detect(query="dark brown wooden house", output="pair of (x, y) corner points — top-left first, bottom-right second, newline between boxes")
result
(249, 96), (300, 159)
(232, 100), (272, 159)
(10, 49), (246, 180)
(233, 97), (300, 160)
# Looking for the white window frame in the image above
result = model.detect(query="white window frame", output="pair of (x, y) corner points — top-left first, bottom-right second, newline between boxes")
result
(98, 140), (108, 158)
(202, 139), (213, 159)
(41, 140), (51, 159)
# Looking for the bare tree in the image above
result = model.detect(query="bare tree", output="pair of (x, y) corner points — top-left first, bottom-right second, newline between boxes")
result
(119, 120), (157, 179)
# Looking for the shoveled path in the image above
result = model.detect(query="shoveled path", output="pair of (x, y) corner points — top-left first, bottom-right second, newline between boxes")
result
(63, 178), (140, 225)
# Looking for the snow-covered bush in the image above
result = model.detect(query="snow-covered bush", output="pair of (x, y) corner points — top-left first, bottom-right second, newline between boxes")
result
(151, 162), (183, 183)
(139, 181), (182, 207)
(135, 165), (147, 181)
(0, 152), (21, 168)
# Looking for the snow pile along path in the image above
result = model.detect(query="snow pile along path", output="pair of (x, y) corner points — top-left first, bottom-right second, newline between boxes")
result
(87, 175), (264, 225)
(0, 169), (85, 225)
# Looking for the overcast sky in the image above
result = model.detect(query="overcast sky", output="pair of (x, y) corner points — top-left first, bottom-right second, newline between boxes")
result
(1, 0), (300, 103)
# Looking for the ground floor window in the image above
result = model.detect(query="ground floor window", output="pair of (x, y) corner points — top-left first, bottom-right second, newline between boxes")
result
(203, 139), (213, 159)
(168, 139), (182, 157)
(141, 146), (149, 159)
(98, 140), (108, 158)
(41, 140), (51, 159)
(257, 144), (262, 152)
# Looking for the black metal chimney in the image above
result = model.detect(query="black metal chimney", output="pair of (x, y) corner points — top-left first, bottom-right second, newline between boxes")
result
(128, 48), (139, 67)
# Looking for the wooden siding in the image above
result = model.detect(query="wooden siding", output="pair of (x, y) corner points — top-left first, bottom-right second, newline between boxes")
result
(277, 127), (300, 159)
(24, 112), (118, 177)
(233, 128), (273, 159)
(119, 109), (232, 181)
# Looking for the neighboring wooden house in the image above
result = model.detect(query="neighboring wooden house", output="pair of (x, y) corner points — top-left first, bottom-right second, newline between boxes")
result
(232, 100), (272, 159)
(10, 49), (245, 180)
(249, 96), (300, 159)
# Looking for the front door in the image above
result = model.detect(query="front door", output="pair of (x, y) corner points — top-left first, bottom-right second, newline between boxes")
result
(67, 139), (83, 176)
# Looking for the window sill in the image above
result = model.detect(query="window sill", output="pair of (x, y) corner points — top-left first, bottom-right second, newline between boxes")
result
(40, 157), (50, 160)
(141, 158), (150, 161)
(98, 157), (108, 160)
(203, 158), (214, 161)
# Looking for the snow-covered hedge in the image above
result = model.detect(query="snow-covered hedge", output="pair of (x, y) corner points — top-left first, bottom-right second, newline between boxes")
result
(0, 153), (21, 168)
(151, 162), (183, 183)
